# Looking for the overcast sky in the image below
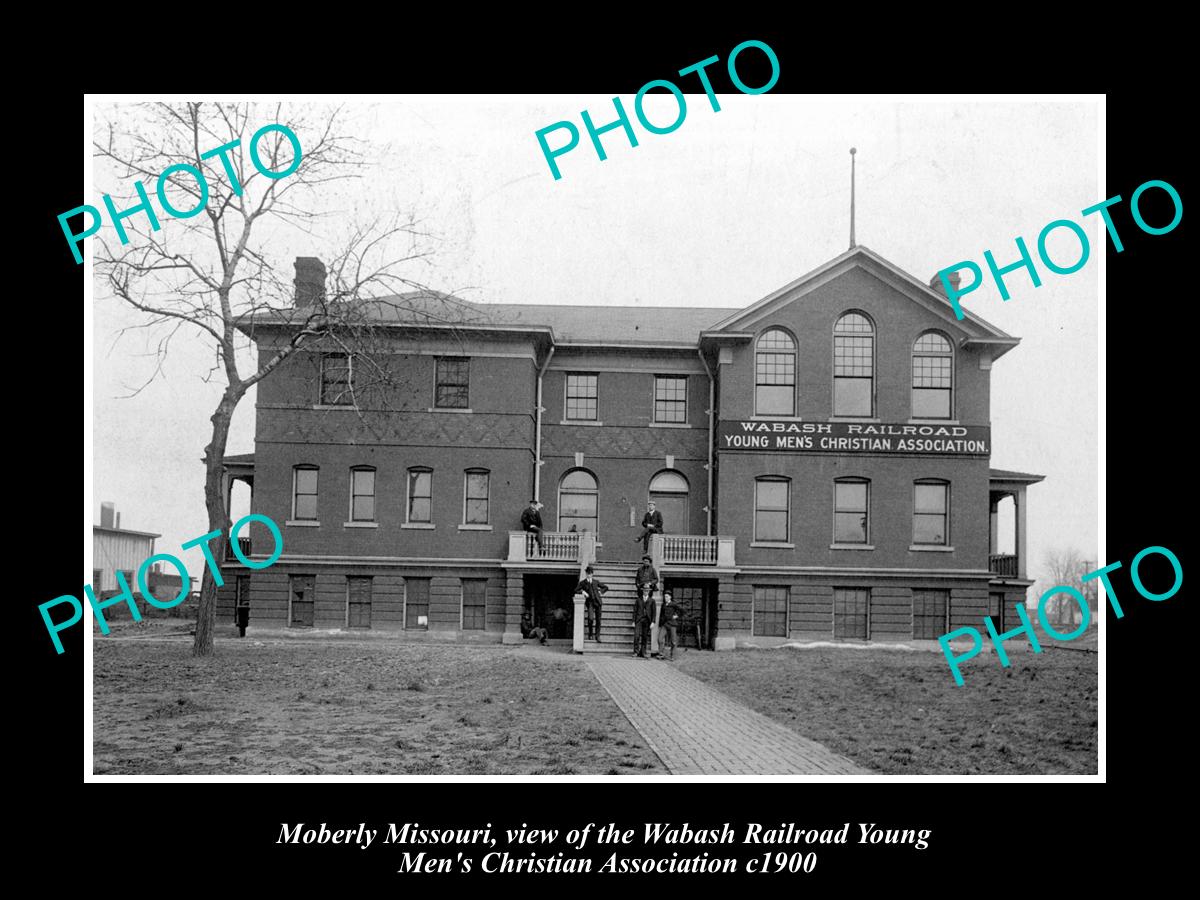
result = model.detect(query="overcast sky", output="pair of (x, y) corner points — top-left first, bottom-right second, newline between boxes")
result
(90, 96), (1100, 584)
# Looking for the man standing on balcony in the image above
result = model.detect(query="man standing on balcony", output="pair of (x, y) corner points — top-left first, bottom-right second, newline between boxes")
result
(521, 499), (544, 555)
(633, 500), (664, 554)
(575, 566), (608, 642)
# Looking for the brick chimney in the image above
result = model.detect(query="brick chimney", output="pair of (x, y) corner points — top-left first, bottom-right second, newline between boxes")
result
(294, 257), (327, 308)
(929, 271), (961, 297)
(101, 501), (115, 528)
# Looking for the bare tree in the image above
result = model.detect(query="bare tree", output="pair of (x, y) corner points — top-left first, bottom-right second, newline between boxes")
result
(1039, 547), (1092, 627)
(93, 102), (478, 656)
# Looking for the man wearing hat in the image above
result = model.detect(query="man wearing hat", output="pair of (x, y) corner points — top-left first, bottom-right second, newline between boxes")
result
(633, 554), (659, 658)
(574, 565), (608, 641)
(633, 500), (664, 554)
(657, 589), (682, 660)
(521, 498), (544, 555)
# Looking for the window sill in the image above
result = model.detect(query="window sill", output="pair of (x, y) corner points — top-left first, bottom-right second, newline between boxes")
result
(428, 407), (474, 414)
(285, 520), (320, 527)
(908, 418), (959, 425)
(749, 415), (803, 422)
(558, 420), (604, 426)
(750, 541), (795, 549)
(830, 543), (875, 551)
(648, 421), (691, 429)
(910, 544), (955, 552)
(402, 523), (436, 530)
(313, 404), (358, 411)
(344, 521), (379, 529)
(458, 524), (493, 531)
(829, 416), (880, 423)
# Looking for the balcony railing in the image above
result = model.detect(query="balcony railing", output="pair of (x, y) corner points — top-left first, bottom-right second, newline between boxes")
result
(225, 536), (252, 562)
(989, 553), (1018, 577)
(507, 531), (596, 562)
(662, 535), (718, 565)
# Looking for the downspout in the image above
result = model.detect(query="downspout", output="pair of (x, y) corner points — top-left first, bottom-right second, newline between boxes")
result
(533, 345), (555, 502)
(698, 349), (715, 536)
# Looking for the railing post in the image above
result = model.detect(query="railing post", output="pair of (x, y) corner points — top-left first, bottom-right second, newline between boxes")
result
(573, 591), (585, 653)
(508, 532), (527, 562)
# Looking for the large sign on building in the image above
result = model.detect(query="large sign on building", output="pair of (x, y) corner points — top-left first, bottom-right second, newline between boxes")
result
(717, 420), (990, 456)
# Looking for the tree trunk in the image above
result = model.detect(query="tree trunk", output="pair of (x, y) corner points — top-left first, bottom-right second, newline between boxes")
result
(193, 392), (239, 657)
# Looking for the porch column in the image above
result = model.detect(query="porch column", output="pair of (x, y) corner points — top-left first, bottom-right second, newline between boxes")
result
(1016, 487), (1029, 579)
(501, 570), (524, 645)
(989, 496), (999, 556)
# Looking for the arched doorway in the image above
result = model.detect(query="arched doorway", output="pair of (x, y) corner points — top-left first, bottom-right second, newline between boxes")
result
(649, 469), (689, 535)
(558, 468), (598, 534)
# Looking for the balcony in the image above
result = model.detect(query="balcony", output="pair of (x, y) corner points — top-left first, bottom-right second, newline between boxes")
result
(989, 553), (1018, 578)
(661, 535), (736, 567)
(225, 536), (252, 562)
(508, 531), (593, 563)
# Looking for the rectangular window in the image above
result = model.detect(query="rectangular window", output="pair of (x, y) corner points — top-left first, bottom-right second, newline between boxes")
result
(405, 577), (430, 630)
(320, 353), (353, 405)
(464, 470), (489, 524)
(435, 357), (470, 409)
(347, 575), (372, 628)
(914, 482), (949, 545)
(350, 468), (375, 522)
(407, 469), (432, 523)
(834, 587), (869, 639)
(565, 373), (598, 421)
(913, 589), (950, 639)
(289, 574), (316, 627)
(293, 467), (319, 521)
(753, 586), (788, 637)
(754, 479), (789, 543)
(462, 579), (487, 630)
(834, 480), (869, 543)
(654, 375), (688, 423)
(913, 356), (953, 419)
(755, 353), (795, 416)
(833, 336), (873, 416)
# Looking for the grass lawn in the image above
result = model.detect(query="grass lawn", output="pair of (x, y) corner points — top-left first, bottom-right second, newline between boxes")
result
(674, 645), (1097, 775)
(92, 630), (663, 776)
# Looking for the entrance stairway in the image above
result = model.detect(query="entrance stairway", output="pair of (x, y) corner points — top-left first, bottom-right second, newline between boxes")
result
(581, 565), (645, 655)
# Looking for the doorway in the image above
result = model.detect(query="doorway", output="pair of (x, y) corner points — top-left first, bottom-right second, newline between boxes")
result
(665, 579), (717, 650)
(649, 470), (689, 535)
(525, 573), (577, 641)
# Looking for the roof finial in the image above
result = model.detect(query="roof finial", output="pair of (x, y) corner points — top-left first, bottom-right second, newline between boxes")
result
(849, 147), (857, 250)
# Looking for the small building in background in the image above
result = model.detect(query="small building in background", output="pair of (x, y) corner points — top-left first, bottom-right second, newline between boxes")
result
(92, 501), (160, 595)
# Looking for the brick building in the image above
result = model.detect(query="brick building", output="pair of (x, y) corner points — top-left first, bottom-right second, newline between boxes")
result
(217, 247), (1042, 650)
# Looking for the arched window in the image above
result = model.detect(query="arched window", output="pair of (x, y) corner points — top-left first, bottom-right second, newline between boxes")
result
(833, 312), (875, 417)
(648, 470), (689, 535)
(912, 331), (954, 419)
(558, 469), (598, 533)
(292, 465), (319, 521)
(913, 479), (950, 546)
(833, 477), (870, 544)
(754, 476), (790, 543)
(349, 466), (376, 522)
(755, 328), (796, 416)
(406, 467), (432, 524)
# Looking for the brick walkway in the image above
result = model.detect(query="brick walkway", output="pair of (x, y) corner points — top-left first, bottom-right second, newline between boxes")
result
(587, 657), (871, 775)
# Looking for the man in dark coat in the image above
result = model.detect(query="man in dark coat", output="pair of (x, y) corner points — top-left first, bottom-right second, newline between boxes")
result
(658, 590), (683, 660)
(574, 566), (608, 641)
(521, 499), (544, 554)
(632, 567), (657, 658)
(633, 500), (664, 553)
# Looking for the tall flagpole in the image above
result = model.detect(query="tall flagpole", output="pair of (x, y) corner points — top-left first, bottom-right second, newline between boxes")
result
(849, 147), (857, 250)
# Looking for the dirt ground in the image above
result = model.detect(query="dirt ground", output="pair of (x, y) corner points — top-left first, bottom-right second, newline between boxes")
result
(674, 644), (1098, 774)
(92, 627), (663, 775)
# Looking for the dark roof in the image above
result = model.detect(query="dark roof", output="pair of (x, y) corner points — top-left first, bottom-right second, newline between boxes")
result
(239, 291), (738, 346)
(224, 453), (255, 465)
(989, 468), (1046, 484)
